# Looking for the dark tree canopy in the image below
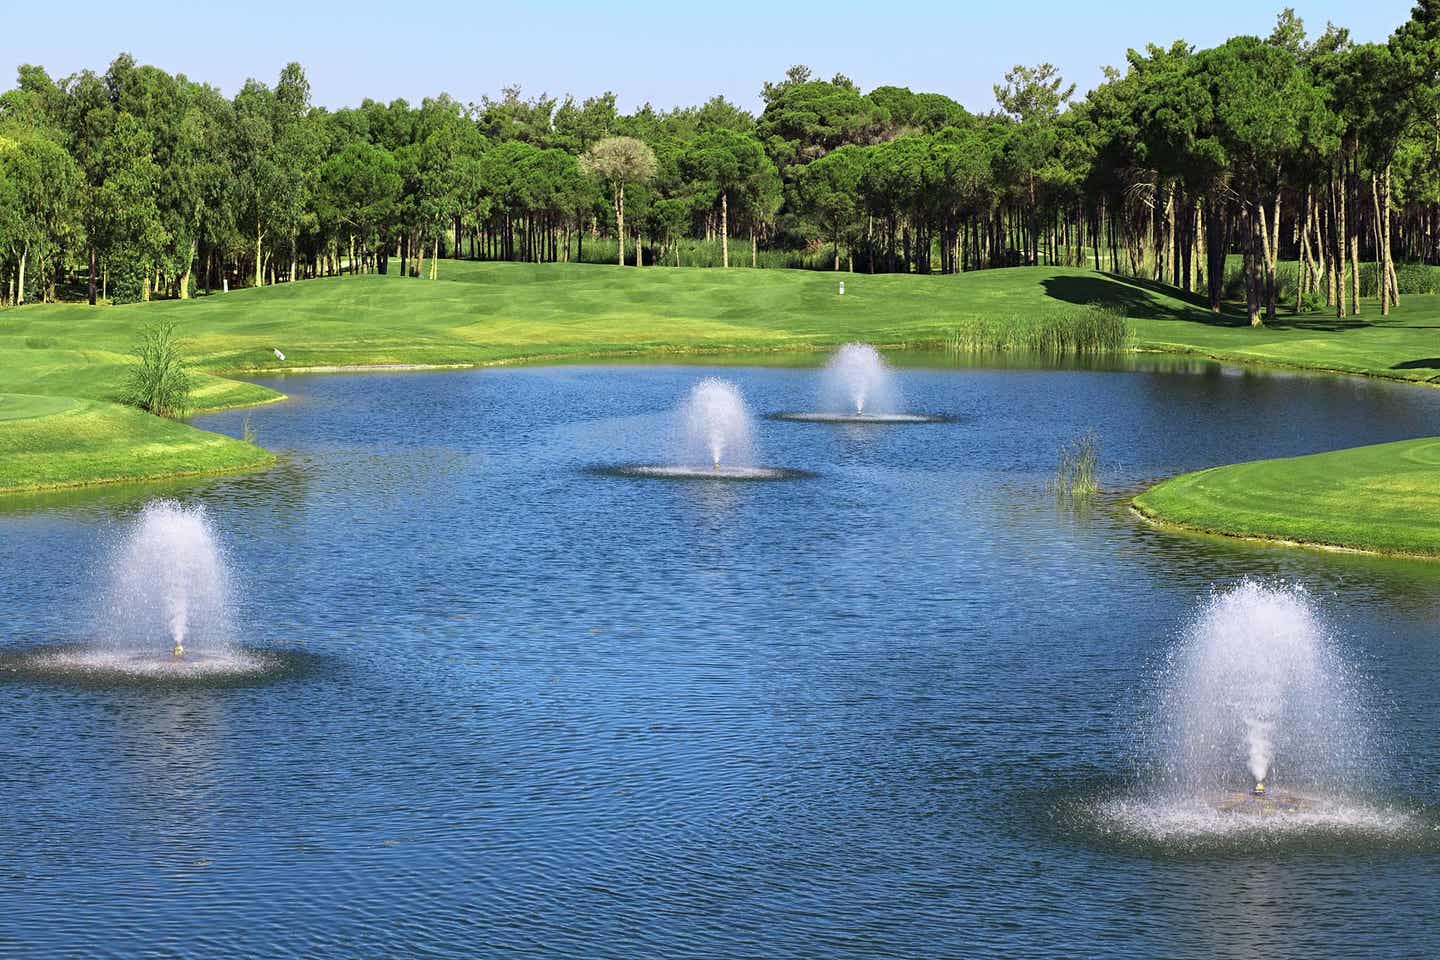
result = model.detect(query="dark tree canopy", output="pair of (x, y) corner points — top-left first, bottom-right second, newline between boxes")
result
(4, 5), (1440, 313)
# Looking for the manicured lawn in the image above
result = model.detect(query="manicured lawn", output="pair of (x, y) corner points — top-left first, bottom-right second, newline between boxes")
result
(1134, 438), (1440, 557)
(0, 394), (272, 494)
(7, 259), (1440, 508)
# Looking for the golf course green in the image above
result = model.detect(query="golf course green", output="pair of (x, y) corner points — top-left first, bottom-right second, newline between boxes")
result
(5, 259), (1440, 557)
(1134, 438), (1440, 557)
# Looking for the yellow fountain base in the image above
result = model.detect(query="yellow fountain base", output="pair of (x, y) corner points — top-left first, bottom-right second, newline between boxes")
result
(1212, 789), (1310, 815)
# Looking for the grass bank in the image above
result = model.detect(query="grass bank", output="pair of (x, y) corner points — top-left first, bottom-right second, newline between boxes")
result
(8, 259), (1440, 505)
(0, 393), (273, 494)
(1134, 439), (1440, 558)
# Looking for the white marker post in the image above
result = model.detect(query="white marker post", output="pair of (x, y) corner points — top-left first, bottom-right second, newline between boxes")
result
(838, 281), (845, 296)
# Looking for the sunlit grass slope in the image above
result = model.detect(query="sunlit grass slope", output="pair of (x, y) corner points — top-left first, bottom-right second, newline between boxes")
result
(1134, 438), (1440, 557)
(0, 393), (272, 494)
(10, 259), (1440, 499)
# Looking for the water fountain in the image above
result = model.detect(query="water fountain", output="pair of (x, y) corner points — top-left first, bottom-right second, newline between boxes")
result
(103, 500), (234, 662)
(680, 377), (755, 471)
(1161, 580), (1362, 810)
(615, 378), (803, 480)
(1089, 580), (1409, 843)
(774, 342), (943, 424)
(6, 500), (267, 679)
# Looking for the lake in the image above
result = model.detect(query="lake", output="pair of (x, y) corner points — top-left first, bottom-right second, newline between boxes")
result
(3, 357), (1439, 958)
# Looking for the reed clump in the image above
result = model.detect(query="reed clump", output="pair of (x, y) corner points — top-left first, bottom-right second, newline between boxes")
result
(123, 318), (192, 419)
(1052, 430), (1100, 501)
(946, 304), (1131, 355)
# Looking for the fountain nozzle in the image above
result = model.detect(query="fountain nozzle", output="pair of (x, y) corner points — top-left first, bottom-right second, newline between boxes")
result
(1253, 780), (1266, 797)
(172, 641), (185, 659)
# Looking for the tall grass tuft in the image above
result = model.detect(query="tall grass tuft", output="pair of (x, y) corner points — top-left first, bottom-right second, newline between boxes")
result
(1052, 430), (1100, 501)
(947, 304), (1132, 356)
(124, 318), (192, 418)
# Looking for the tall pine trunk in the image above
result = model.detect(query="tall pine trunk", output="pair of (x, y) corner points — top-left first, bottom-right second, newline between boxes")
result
(1383, 164), (1398, 310)
(721, 191), (729, 269)
(1298, 188), (1314, 312)
(1257, 189), (1280, 323)
(616, 182), (625, 267)
(178, 240), (195, 300)
(1335, 169), (1348, 319)
(1204, 199), (1226, 314)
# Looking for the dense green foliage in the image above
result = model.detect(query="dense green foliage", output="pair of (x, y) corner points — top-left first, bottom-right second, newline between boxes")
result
(6, 5), (1440, 317)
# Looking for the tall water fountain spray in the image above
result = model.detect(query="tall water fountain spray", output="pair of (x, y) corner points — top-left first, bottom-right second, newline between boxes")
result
(611, 377), (800, 480)
(775, 343), (937, 424)
(821, 343), (898, 417)
(680, 378), (755, 470)
(1157, 580), (1370, 801)
(1084, 580), (1407, 842)
(99, 500), (237, 662)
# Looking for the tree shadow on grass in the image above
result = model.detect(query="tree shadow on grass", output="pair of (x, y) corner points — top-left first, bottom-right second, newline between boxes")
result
(1391, 358), (1440, 370)
(1041, 274), (1236, 323)
(1040, 273), (1380, 332)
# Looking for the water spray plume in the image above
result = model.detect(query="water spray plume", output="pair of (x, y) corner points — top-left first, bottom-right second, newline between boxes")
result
(680, 378), (755, 471)
(610, 378), (802, 480)
(79, 499), (252, 675)
(821, 343), (898, 418)
(1, 500), (275, 680)
(1086, 580), (1406, 843)
(775, 344), (939, 424)
(1168, 580), (1333, 790)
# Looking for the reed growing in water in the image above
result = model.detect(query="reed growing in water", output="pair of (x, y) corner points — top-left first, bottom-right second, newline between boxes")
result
(1052, 430), (1100, 501)
(947, 305), (1131, 356)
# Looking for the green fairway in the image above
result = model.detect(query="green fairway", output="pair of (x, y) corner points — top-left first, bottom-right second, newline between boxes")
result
(0, 393), (272, 494)
(8, 260), (1440, 509)
(1134, 439), (1440, 557)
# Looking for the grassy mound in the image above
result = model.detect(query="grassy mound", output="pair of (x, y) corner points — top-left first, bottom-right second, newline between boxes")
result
(0, 393), (272, 494)
(1134, 438), (1440, 557)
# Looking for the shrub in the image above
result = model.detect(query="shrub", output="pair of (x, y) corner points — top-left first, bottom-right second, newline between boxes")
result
(1394, 262), (1439, 296)
(108, 256), (151, 305)
(123, 318), (192, 418)
(1222, 261), (1299, 306)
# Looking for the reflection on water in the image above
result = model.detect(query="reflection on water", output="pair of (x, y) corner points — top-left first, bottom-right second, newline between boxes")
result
(2, 360), (1440, 958)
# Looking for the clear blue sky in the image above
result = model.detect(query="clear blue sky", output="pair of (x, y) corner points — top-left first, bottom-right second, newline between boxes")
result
(2, 1), (1418, 114)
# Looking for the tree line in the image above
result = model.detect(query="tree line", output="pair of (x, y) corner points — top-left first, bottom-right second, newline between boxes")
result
(5, 5), (1440, 325)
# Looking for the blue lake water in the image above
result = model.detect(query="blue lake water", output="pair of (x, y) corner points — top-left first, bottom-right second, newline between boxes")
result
(3, 358), (1440, 958)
